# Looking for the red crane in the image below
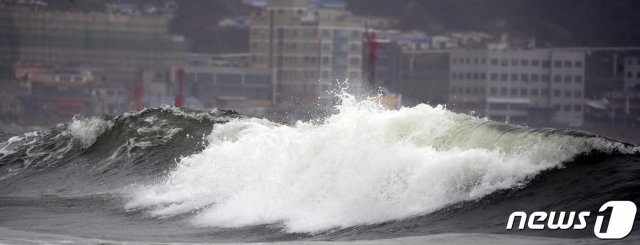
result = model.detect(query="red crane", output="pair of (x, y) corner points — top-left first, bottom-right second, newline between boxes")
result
(364, 24), (378, 84)
(174, 67), (185, 107)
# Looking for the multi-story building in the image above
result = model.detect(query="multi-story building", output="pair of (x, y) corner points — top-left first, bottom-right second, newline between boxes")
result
(0, 5), (188, 83)
(249, 0), (364, 103)
(450, 49), (586, 126)
(400, 50), (450, 106)
(624, 57), (640, 91)
(184, 64), (272, 115)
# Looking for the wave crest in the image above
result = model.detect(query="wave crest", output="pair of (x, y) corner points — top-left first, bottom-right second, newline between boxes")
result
(125, 95), (636, 233)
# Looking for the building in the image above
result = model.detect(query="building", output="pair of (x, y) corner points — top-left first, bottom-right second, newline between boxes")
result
(450, 49), (586, 126)
(0, 82), (26, 119)
(93, 83), (131, 115)
(184, 62), (272, 115)
(624, 56), (640, 91)
(400, 50), (450, 106)
(249, 0), (365, 103)
(362, 33), (402, 92)
(0, 4), (188, 83)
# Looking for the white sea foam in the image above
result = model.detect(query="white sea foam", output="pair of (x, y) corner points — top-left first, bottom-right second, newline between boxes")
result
(126, 92), (632, 233)
(68, 116), (113, 149)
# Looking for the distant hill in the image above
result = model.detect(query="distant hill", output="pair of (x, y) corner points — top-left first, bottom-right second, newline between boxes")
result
(347, 0), (640, 47)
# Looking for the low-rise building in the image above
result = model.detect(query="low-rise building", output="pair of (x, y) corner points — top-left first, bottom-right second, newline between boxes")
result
(449, 49), (586, 126)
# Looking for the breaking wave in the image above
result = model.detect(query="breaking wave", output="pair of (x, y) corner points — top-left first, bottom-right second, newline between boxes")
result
(120, 93), (638, 233)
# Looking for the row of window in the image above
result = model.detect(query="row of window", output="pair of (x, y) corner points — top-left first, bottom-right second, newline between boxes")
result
(252, 27), (362, 39)
(488, 103), (582, 112)
(625, 71), (640, 79)
(272, 55), (360, 66)
(452, 57), (583, 68)
(451, 72), (583, 83)
(555, 104), (583, 113)
(451, 86), (583, 98)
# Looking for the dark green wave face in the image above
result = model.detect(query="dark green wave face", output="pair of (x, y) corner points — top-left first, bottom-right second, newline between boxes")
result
(0, 103), (638, 243)
(0, 107), (239, 196)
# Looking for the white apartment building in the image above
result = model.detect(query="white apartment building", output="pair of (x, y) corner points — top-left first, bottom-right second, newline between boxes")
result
(624, 57), (640, 91)
(450, 49), (586, 126)
(249, 0), (364, 102)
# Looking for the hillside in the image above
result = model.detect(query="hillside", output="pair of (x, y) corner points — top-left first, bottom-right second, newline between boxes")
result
(347, 0), (640, 47)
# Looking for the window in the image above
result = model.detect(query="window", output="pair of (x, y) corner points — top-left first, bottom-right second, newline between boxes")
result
(511, 88), (518, 96)
(197, 73), (214, 83)
(531, 88), (539, 96)
(554, 89), (561, 97)
(564, 61), (573, 68)
(452, 58), (457, 64)
(490, 73), (498, 81)
(574, 104), (582, 112)
(521, 88), (528, 95)
(554, 60), (562, 68)
(451, 87), (456, 94)
(491, 58), (498, 65)
(350, 57), (360, 66)
(532, 60), (540, 66)
(541, 88), (549, 96)
(553, 75), (562, 83)
(451, 73), (457, 79)
(564, 104), (571, 112)
(511, 59), (519, 66)
(575, 61), (583, 67)
(575, 90), (582, 97)
(521, 59), (529, 66)
(490, 87), (498, 95)
(542, 75), (550, 82)
(511, 73), (519, 81)
(628, 72), (633, 78)
(350, 43), (359, 51)
(532, 74), (540, 82)
(564, 75), (572, 83)
(564, 90), (572, 97)
(501, 73), (508, 81)
(500, 88), (508, 95)
(574, 75), (583, 83)
(501, 59), (509, 66)
(521, 74), (529, 82)
(542, 60), (551, 68)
